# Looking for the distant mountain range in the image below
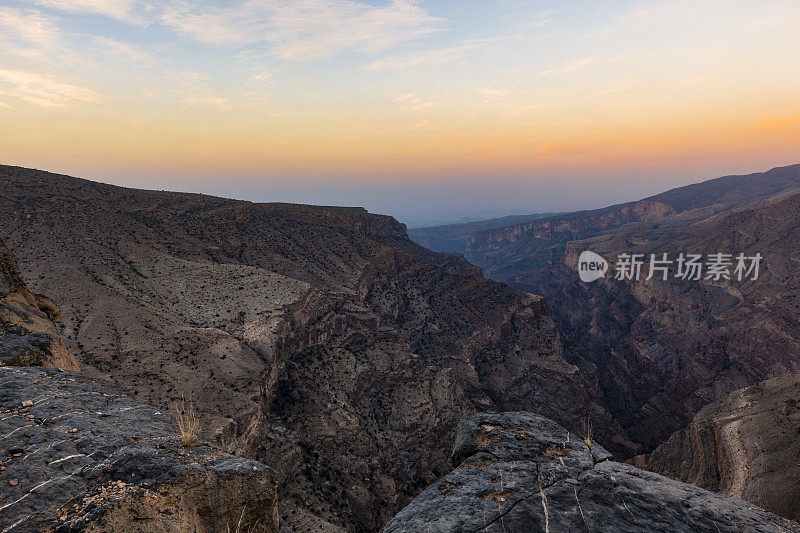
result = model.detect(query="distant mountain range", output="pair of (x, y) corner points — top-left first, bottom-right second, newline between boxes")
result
(408, 212), (562, 253)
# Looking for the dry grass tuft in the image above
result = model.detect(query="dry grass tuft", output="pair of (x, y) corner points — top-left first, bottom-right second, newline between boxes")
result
(175, 393), (200, 447)
(227, 507), (259, 533)
(581, 415), (593, 450)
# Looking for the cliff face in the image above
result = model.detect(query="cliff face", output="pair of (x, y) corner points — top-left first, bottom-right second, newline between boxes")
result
(384, 412), (798, 532)
(466, 164), (800, 270)
(247, 249), (631, 531)
(456, 165), (800, 452)
(466, 199), (675, 264)
(0, 237), (78, 370)
(633, 374), (800, 521)
(0, 165), (434, 446)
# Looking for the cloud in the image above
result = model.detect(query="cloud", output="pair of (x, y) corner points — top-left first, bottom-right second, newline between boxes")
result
(0, 6), (61, 47)
(33, 0), (139, 21)
(0, 68), (100, 107)
(366, 37), (504, 71)
(160, 0), (442, 61)
(93, 36), (151, 63)
(520, 9), (555, 29)
(182, 94), (232, 110)
(733, 114), (800, 140)
(539, 57), (597, 77)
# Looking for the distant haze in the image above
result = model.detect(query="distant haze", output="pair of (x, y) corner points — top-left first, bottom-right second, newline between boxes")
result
(52, 159), (798, 228)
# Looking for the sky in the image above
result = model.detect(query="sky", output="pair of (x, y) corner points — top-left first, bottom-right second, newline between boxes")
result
(1, 0), (799, 226)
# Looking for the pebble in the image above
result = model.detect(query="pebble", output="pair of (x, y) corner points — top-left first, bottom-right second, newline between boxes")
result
(9, 479), (19, 486)
(21, 400), (34, 407)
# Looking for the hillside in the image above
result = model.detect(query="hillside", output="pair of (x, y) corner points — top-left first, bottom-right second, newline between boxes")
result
(1, 236), (278, 533)
(465, 164), (800, 276)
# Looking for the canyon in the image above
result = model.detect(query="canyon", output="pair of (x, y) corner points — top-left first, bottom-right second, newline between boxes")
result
(412, 163), (800, 522)
(3, 163), (800, 530)
(0, 165), (625, 531)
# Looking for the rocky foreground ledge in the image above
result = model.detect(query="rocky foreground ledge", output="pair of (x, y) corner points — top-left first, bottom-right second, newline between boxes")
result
(383, 412), (799, 533)
(0, 366), (279, 532)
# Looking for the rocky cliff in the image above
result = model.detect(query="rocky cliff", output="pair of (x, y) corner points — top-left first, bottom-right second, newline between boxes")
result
(465, 164), (800, 272)
(0, 237), (78, 370)
(633, 374), (800, 521)
(0, 367), (279, 532)
(454, 165), (800, 453)
(245, 249), (632, 531)
(384, 412), (799, 532)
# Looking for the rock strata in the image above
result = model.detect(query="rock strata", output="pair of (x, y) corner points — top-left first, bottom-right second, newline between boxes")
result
(633, 374), (800, 520)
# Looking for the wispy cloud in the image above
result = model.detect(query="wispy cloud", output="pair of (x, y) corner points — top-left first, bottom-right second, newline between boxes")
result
(93, 36), (152, 63)
(367, 37), (504, 71)
(0, 68), (100, 107)
(0, 6), (83, 66)
(0, 6), (60, 46)
(34, 0), (139, 21)
(181, 94), (232, 110)
(539, 57), (597, 77)
(160, 0), (442, 61)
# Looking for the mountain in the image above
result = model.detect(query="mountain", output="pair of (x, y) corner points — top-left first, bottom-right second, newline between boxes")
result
(408, 212), (561, 254)
(632, 374), (800, 521)
(445, 165), (800, 452)
(465, 164), (800, 277)
(384, 412), (798, 532)
(0, 165), (627, 531)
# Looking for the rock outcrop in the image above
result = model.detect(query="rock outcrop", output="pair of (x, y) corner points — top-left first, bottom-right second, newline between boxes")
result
(0, 237), (78, 370)
(1, 235), (279, 532)
(384, 412), (799, 532)
(0, 366), (279, 532)
(633, 374), (800, 520)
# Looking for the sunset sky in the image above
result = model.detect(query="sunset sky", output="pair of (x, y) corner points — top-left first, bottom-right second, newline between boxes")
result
(1, 0), (799, 225)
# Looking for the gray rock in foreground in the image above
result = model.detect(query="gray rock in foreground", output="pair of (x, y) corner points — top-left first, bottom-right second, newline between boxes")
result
(0, 366), (278, 532)
(383, 412), (799, 533)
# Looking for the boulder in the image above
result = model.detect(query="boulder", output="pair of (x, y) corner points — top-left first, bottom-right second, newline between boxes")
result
(383, 412), (798, 532)
(0, 366), (279, 532)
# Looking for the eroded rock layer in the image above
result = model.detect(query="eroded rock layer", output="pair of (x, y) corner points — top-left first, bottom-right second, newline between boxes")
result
(633, 374), (800, 520)
(0, 237), (78, 370)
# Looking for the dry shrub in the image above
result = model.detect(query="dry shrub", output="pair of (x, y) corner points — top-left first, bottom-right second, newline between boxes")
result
(175, 393), (200, 447)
